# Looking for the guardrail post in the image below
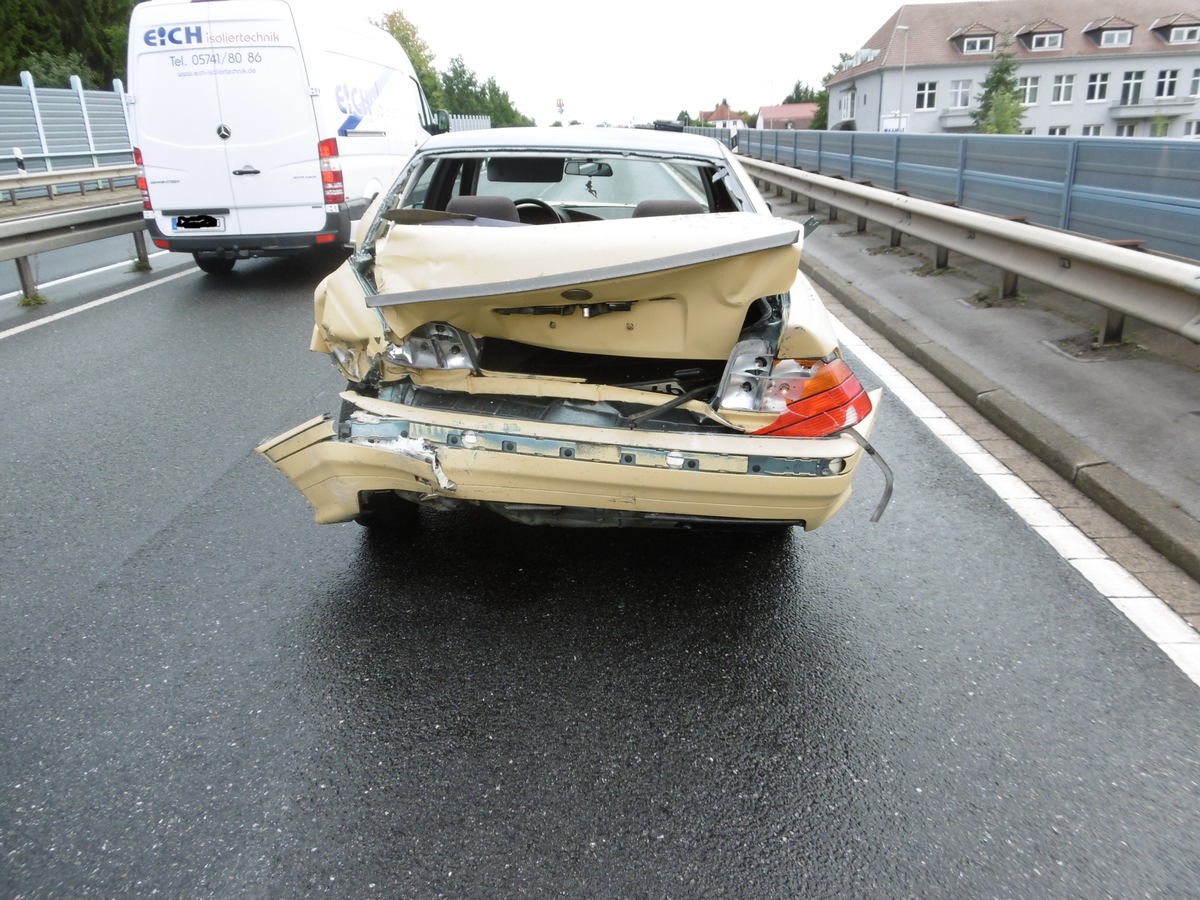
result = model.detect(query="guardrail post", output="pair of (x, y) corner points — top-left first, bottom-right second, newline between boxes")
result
(1100, 309), (1126, 345)
(936, 246), (950, 269)
(1002, 271), (1019, 298)
(15, 256), (36, 299)
(856, 215), (868, 233)
(890, 228), (902, 247)
(132, 230), (149, 268)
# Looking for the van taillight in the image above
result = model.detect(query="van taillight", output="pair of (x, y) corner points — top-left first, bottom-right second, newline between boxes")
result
(318, 138), (344, 204)
(133, 147), (152, 210)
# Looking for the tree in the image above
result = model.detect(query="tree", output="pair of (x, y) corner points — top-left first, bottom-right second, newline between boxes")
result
(810, 92), (830, 130)
(972, 41), (1024, 134)
(439, 56), (533, 126)
(375, 10), (442, 108)
(2, 0), (135, 87)
(784, 81), (820, 104)
(19, 50), (99, 88)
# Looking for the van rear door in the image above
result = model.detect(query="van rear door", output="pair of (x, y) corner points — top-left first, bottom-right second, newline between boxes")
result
(130, 0), (325, 239)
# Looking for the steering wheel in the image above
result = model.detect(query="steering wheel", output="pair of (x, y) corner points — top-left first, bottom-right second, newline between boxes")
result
(514, 197), (564, 224)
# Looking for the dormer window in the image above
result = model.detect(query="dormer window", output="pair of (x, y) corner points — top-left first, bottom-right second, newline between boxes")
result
(1170, 26), (1200, 43)
(1101, 29), (1133, 46)
(1031, 32), (1064, 50)
(963, 35), (995, 53)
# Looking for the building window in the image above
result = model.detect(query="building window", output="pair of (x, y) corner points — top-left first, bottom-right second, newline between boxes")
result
(1156, 69), (1179, 97)
(1031, 32), (1064, 50)
(1082, 125), (1103, 136)
(1192, 69), (1200, 95)
(950, 79), (972, 108)
(1101, 29), (1133, 47)
(1116, 123), (1137, 136)
(915, 82), (937, 110)
(1086, 73), (1109, 101)
(1120, 71), (1144, 105)
(963, 35), (994, 52)
(1018, 127), (1035, 135)
(1185, 120), (1200, 136)
(1048, 126), (1069, 135)
(1150, 120), (1170, 137)
(1170, 26), (1200, 43)
(1052, 75), (1075, 102)
(1018, 76), (1040, 104)
(839, 89), (857, 120)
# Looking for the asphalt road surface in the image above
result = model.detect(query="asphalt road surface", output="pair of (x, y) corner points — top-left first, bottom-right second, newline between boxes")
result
(2, 251), (1199, 898)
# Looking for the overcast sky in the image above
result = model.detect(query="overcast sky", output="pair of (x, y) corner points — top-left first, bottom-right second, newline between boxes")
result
(345, 0), (960, 125)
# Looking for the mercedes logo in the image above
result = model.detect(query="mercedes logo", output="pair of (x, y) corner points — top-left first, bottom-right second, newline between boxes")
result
(217, 125), (231, 140)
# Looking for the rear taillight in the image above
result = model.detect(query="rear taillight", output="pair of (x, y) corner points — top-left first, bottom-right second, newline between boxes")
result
(133, 146), (152, 210)
(318, 138), (344, 204)
(752, 358), (872, 437)
(715, 341), (872, 438)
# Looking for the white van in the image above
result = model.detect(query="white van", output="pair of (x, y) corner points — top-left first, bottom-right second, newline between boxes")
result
(125, 0), (445, 273)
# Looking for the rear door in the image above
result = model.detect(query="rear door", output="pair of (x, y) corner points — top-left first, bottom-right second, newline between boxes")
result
(130, 0), (324, 237)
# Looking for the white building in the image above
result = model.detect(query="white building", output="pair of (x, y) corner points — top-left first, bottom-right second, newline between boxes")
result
(827, 0), (1200, 136)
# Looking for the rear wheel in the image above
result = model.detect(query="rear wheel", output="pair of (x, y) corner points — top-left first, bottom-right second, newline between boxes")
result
(193, 254), (236, 275)
(354, 491), (421, 530)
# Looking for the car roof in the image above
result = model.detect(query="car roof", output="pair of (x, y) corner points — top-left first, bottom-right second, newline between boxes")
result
(416, 126), (732, 160)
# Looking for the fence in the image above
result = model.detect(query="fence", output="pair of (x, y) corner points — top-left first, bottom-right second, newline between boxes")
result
(1, 73), (132, 176)
(737, 128), (1200, 263)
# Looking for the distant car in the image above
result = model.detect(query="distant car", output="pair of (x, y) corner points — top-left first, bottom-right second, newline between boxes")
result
(258, 127), (889, 530)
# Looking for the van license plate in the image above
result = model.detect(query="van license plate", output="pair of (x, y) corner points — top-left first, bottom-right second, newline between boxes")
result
(172, 215), (225, 232)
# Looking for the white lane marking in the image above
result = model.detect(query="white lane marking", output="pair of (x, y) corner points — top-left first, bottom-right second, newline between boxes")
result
(836, 319), (1200, 688)
(0, 250), (174, 303)
(0, 268), (198, 342)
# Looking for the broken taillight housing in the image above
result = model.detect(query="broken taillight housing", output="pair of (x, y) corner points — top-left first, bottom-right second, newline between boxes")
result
(715, 341), (873, 438)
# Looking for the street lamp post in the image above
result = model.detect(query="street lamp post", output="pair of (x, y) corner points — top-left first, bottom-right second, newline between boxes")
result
(896, 25), (910, 132)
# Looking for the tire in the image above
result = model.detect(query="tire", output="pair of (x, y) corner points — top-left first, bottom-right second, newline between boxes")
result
(354, 491), (421, 530)
(193, 254), (236, 275)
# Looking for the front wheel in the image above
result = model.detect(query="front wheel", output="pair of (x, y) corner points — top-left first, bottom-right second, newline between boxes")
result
(193, 254), (236, 275)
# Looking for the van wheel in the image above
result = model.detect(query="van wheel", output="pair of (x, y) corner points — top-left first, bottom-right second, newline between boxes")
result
(193, 254), (236, 274)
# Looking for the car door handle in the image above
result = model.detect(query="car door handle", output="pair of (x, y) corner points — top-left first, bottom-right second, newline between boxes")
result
(232, 166), (261, 176)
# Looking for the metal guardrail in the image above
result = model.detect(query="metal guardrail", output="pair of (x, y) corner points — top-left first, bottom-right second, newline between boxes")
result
(1, 167), (147, 300)
(0, 164), (138, 205)
(741, 156), (1200, 345)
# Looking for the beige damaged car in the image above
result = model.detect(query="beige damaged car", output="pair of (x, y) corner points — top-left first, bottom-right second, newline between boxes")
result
(258, 127), (890, 530)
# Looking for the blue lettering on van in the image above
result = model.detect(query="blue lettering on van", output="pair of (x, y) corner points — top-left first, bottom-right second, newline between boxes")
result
(335, 69), (396, 135)
(144, 25), (205, 47)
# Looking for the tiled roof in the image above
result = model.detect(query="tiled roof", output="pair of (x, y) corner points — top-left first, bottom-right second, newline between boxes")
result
(757, 103), (820, 118)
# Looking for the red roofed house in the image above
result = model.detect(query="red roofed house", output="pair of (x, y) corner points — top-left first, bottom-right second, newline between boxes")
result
(755, 102), (820, 129)
(700, 101), (743, 130)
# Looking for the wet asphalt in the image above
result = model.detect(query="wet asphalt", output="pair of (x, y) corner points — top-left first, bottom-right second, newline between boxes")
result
(2, 249), (1199, 897)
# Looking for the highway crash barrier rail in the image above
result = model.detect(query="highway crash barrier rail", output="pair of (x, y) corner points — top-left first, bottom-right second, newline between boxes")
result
(740, 157), (1200, 347)
(0, 166), (146, 301)
(1, 163), (138, 205)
